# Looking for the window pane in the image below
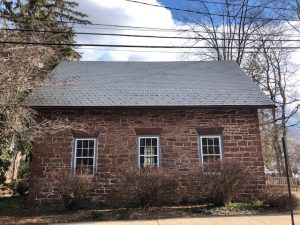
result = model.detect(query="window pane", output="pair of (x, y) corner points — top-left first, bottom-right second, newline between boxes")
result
(76, 149), (82, 157)
(82, 158), (88, 165)
(208, 138), (214, 145)
(214, 146), (220, 154)
(140, 138), (145, 146)
(146, 139), (151, 146)
(75, 165), (82, 174)
(89, 140), (94, 148)
(140, 146), (145, 155)
(203, 155), (209, 162)
(76, 158), (83, 166)
(203, 155), (220, 162)
(140, 156), (144, 165)
(144, 146), (157, 155)
(208, 146), (214, 154)
(214, 138), (219, 145)
(152, 138), (157, 146)
(89, 149), (94, 157)
(88, 158), (94, 166)
(202, 146), (208, 154)
(83, 140), (88, 148)
(77, 140), (83, 148)
(140, 156), (157, 166)
(147, 156), (157, 165)
(76, 164), (93, 175)
(152, 147), (157, 155)
(202, 138), (208, 146)
(82, 149), (88, 157)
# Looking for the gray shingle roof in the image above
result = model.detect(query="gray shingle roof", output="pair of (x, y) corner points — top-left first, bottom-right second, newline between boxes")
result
(26, 60), (274, 108)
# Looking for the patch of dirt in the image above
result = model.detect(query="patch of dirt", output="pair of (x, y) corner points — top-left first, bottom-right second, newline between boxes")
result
(0, 204), (279, 225)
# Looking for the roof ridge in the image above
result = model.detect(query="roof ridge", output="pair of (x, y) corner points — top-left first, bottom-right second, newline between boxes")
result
(61, 60), (238, 63)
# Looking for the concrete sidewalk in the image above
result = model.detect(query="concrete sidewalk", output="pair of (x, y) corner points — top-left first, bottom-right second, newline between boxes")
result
(56, 214), (300, 225)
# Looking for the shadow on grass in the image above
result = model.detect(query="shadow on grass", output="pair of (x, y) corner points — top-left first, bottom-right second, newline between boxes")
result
(0, 196), (133, 223)
(0, 196), (280, 225)
(0, 195), (71, 217)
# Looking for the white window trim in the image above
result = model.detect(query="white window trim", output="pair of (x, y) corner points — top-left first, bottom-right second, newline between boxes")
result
(199, 135), (223, 162)
(137, 136), (160, 168)
(73, 138), (97, 175)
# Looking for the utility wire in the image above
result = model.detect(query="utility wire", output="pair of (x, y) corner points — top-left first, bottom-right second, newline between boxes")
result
(1, 0), (300, 29)
(2, 40), (300, 49)
(1, 20), (186, 32)
(2, 16), (300, 37)
(186, 0), (295, 11)
(123, 0), (299, 22)
(5, 28), (300, 42)
(72, 25), (300, 38)
(76, 47), (298, 54)
(3, 22), (300, 39)
(77, 47), (208, 54)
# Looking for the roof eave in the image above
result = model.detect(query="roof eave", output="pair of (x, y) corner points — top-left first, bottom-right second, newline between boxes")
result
(28, 104), (276, 110)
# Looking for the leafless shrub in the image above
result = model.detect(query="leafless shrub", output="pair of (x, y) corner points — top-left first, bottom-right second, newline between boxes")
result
(119, 167), (177, 209)
(191, 159), (254, 207)
(260, 188), (299, 211)
(46, 170), (93, 210)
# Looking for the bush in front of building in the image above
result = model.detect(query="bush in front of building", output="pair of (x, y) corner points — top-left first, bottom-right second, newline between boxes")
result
(119, 166), (177, 209)
(259, 188), (299, 211)
(190, 159), (254, 207)
(47, 171), (93, 210)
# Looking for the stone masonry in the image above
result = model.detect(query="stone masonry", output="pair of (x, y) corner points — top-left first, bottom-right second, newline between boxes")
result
(28, 107), (265, 206)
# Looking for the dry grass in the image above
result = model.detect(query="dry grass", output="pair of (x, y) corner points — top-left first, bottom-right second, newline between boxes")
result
(0, 197), (279, 225)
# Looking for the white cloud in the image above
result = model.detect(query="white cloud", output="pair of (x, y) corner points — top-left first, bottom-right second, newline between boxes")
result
(289, 50), (300, 85)
(75, 0), (197, 61)
(73, 1), (300, 134)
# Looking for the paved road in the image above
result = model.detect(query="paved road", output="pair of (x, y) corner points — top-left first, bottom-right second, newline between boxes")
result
(56, 214), (300, 225)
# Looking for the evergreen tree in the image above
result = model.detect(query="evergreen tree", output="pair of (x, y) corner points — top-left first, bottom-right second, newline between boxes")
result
(1, 0), (90, 59)
(0, 1), (90, 183)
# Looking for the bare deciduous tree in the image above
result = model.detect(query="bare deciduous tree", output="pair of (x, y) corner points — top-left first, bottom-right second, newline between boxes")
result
(0, 30), (86, 164)
(185, 1), (300, 173)
(246, 30), (300, 174)
(184, 0), (282, 64)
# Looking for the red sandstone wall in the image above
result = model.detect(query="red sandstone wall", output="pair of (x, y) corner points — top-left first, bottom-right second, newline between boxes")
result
(28, 108), (265, 205)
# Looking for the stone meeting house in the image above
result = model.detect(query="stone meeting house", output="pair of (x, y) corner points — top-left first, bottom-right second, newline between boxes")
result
(26, 61), (274, 205)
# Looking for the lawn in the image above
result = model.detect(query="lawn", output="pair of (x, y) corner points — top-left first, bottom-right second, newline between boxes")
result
(0, 196), (280, 225)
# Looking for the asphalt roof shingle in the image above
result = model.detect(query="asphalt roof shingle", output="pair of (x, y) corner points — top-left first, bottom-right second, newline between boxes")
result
(26, 60), (274, 108)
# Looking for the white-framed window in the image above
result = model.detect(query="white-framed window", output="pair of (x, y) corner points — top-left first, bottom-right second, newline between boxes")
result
(199, 135), (223, 162)
(138, 136), (159, 167)
(73, 138), (97, 175)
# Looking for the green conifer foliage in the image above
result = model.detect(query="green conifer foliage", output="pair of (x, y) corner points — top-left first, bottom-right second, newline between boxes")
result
(1, 0), (90, 59)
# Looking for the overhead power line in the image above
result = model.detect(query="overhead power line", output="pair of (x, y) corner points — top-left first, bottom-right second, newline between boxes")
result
(76, 47), (298, 54)
(2, 16), (300, 38)
(77, 47), (209, 54)
(72, 25), (300, 38)
(2, 40), (300, 49)
(1, 0), (299, 30)
(3, 20), (300, 38)
(5, 27), (300, 42)
(123, 0), (299, 21)
(187, 0), (295, 11)
(0, 16), (292, 33)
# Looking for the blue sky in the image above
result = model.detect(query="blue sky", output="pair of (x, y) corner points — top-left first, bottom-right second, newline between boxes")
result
(158, 0), (196, 21)
(74, 0), (300, 136)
